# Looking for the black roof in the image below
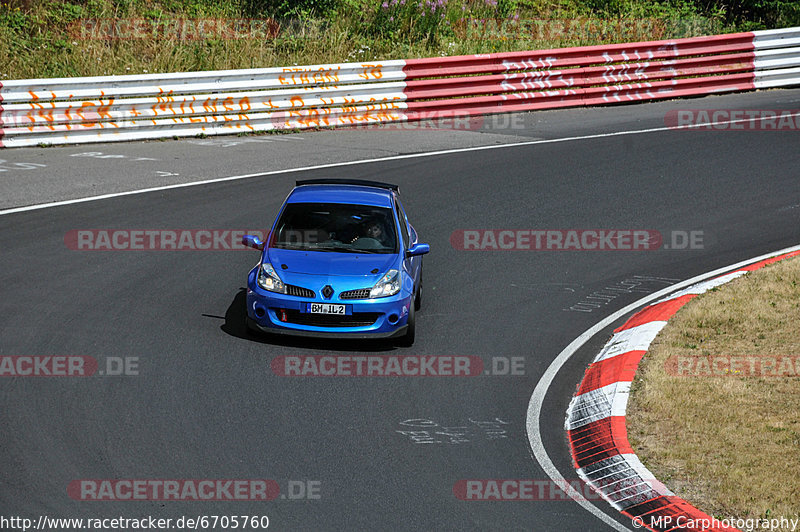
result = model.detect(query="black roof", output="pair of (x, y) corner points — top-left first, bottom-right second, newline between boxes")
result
(295, 178), (399, 192)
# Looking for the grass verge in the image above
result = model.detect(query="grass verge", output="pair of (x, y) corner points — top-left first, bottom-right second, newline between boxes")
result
(1, 1), (799, 79)
(627, 255), (800, 527)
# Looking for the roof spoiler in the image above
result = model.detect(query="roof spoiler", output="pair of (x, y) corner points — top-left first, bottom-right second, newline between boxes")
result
(295, 178), (399, 192)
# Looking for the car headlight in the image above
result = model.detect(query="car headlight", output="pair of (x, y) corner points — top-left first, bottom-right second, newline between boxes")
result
(369, 269), (401, 298)
(257, 262), (285, 293)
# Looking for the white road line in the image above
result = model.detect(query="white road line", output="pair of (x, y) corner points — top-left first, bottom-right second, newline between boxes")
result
(525, 243), (800, 532)
(2, 111), (798, 217)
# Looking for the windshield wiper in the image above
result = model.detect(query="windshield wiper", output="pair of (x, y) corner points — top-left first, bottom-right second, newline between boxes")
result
(308, 243), (345, 251)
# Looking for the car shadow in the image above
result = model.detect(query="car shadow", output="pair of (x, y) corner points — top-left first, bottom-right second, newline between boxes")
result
(220, 288), (397, 352)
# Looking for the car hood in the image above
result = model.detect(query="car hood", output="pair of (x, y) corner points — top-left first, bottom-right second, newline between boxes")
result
(267, 248), (397, 277)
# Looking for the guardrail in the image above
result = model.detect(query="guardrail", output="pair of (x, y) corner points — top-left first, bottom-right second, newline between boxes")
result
(1, 27), (798, 147)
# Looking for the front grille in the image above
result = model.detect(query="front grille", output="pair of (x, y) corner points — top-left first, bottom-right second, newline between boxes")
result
(339, 288), (372, 300)
(286, 284), (315, 298)
(284, 310), (380, 327)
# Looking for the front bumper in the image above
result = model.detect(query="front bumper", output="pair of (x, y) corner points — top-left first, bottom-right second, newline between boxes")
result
(245, 275), (413, 338)
(246, 317), (407, 339)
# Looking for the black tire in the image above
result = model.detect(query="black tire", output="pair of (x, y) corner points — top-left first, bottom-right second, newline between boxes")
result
(414, 269), (422, 311)
(396, 302), (416, 347)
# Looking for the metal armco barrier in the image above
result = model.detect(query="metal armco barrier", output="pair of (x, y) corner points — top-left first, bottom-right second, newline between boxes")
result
(1, 27), (798, 147)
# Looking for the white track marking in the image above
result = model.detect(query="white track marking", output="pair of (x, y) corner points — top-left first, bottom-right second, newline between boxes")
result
(526, 243), (800, 531)
(2, 110), (800, 216)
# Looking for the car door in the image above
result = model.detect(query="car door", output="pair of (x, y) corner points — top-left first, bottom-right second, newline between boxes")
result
(393, 196), (422, 292)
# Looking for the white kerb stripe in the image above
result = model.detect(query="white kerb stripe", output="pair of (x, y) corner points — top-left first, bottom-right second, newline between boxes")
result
(576, 455), (664, 511)
(565, 381), (631, 431)
(594, 321), (667, 363)
(578, 453), (669, 494)
(658, 270), (747, 303)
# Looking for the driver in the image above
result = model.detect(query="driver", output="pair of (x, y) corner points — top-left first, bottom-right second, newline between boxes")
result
(365, 222), (384, 242)
(350, 221), (388, 247)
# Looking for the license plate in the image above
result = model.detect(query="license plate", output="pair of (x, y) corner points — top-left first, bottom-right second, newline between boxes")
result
(306, 303), (347, 315)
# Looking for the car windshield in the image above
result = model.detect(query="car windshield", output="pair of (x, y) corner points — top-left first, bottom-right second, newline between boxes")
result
(271, 202), (398, 254)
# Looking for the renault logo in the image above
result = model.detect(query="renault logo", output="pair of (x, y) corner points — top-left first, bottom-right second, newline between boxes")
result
(321, 285), (334, 299)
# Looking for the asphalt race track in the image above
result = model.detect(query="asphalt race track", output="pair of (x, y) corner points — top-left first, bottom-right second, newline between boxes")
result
(1, 89), (799, 531)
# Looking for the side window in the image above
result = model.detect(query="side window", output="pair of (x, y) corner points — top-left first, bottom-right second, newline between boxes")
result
(394, 198), (410, 248)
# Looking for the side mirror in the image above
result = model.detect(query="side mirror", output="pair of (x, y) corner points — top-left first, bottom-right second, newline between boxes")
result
(242, 235), (265, 250)
(406, 243), (430, 257)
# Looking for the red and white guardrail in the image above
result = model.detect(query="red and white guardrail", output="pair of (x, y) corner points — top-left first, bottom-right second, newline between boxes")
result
(564, 249), (800, 532)
(0, 26), (798, 147)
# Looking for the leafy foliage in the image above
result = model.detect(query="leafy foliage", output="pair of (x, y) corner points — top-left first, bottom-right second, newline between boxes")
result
(0, 0), (796, 77)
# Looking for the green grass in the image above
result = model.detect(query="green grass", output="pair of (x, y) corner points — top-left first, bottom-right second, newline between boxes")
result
(1, 0), (798, 79)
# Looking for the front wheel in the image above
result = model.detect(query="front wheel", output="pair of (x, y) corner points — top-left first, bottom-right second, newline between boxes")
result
(396, 302), (416, 347)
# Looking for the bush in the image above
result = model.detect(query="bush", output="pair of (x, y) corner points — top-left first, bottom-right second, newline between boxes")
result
(0, 0), (797, 78)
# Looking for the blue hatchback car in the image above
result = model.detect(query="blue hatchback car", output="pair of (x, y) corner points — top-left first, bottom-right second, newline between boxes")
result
(242, 179), (430, 346)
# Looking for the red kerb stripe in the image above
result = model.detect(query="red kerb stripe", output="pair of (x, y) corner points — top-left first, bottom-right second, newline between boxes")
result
(577, 350), (646, 395)
(736, 250), (800, 272)
(614, 294), (697, 332)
